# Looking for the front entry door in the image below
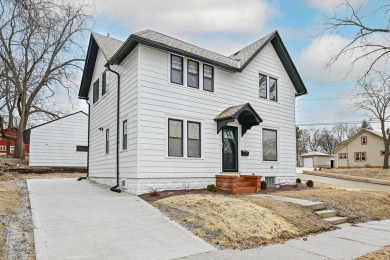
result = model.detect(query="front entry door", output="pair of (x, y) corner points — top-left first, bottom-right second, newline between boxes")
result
(222, 126), (238, 172)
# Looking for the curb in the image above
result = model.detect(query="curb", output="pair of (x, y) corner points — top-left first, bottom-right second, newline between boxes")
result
(302, 171), (390, 186)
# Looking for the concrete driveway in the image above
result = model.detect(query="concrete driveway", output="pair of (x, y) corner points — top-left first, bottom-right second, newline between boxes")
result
(27, 178), (215, 260)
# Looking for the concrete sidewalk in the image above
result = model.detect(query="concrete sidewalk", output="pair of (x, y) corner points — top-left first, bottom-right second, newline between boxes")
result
(28, 178), (215, 260)
(184, 220), (390, 260)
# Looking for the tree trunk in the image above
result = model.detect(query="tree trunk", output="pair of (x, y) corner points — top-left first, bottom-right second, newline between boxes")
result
(384, 141), (390, 169)
(14, 114), (27, 160)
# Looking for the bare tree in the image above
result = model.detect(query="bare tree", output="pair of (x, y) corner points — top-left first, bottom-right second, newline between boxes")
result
(321, 0), (390, 77)
(0, 0), (92, 159)
(302, 128), (322, 151)
(319, 128), (338, 155)
(354, 71), (390, 169)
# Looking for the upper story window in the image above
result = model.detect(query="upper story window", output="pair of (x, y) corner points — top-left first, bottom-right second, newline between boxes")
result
(259, 74), (267, 99)
(263, 129), (277, 161)
(171, 55), (183, 85)
(168, 119), (183, 157)
(93, 79), (99, 104)
(203, 64), (214, 92)
(361, 136), (367, 145)
(102, 71), (107, 96)
(187, 60), (199, 88)
(122, 120), (128, 150)
(259, 74), (277, 102)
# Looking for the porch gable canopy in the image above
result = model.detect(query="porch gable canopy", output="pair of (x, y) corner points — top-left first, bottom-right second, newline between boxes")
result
(214, 103), (263, 136)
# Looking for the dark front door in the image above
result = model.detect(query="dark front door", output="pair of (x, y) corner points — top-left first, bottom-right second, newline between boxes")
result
(222, 126), (238, 172)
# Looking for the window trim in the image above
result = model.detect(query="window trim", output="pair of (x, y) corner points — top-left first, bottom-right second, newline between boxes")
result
(168, 119), (184, 157)
(262, 128), (278, 162)
(170, 54), (184, 85)
(122, 120), (128, 150)
(269, 77), (278, 102)
(93, 79), (99, 104)
(187, 59), (199, 89)
(361, 136), (367, 145)
(105, 129), (109, 155)
(203, 64), (214, 92)
(187, 121), (201, 158)
(259, 73), (267, 99)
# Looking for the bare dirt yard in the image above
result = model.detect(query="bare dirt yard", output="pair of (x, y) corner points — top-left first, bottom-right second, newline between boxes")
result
(322, 168), (390, 181)
(275, 185), (390, 223)
(356, 246), (390, 260)
(0, 157), (85, 260)
(151, 194), (333, 249)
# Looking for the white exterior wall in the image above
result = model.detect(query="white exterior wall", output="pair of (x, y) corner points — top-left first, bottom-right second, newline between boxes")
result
(29, 112), (88, 167)
(136, 43), (296, 186)
(88, 47), (139, 180)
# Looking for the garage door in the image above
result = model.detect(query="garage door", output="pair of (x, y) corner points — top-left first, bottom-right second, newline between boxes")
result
(303, 157), (313, 168)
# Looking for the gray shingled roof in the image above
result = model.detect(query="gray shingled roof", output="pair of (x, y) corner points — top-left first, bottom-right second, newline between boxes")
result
(92, 33), (124, 60)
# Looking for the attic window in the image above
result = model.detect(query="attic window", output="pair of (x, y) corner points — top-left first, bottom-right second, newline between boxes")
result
(361, 136), (367, 145)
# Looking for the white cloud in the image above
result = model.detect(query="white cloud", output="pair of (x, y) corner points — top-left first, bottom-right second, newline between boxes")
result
(295, 34), (387, 84)
(91, 0), (279, 55)
(305, 0), (350, 11)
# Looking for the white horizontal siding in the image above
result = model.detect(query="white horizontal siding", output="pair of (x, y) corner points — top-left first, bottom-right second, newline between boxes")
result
(88, 47), (139, 178)
(137, 43), (296, 179)
(29, 112), (88, 167)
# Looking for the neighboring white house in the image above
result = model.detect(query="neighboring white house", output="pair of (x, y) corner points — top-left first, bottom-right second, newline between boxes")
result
(78, 29), (308, 194)
(24, 111), (88, 167)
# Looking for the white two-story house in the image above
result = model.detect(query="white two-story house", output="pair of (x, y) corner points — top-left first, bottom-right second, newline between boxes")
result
(78, 29), (307, 194)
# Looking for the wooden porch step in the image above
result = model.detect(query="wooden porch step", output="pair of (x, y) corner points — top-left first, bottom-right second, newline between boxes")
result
(236, 187), (257, 194)
(236, 182), (251, 187)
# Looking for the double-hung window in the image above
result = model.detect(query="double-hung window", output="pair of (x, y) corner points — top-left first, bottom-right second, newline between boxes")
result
(203, 64), (214, 92)
(187, 121), (201, 157)
(93, 79), (99, 104)
(122, 120), (128, 150)
(355, 152), (366, 162)
(105, 129), (109, 154)
(263, 129), (277, 161)
(187, 60), (199, 88)
(168, 119), (183, 157)
(171, 55), (183, 85)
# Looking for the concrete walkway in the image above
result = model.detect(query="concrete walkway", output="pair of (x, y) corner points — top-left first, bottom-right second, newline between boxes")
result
(184, 219), (390, 260)
(27, 178), (215, 260)
(249, 194), (325, 209)
(298, 173), (390, 191)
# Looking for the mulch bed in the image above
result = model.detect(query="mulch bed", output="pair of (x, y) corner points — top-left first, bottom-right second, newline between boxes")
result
(140, 184), (312, 203)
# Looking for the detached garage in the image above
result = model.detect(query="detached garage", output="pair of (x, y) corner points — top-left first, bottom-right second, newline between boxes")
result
(299, 151), (334, 169)
(23, 111), (88, 167)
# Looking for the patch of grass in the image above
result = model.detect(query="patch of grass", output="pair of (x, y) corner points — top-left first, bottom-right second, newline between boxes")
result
(355, 246), (390, 260)
(323, 168), (390, 181)
(275, 188), (390, 222)
(154, 194), (332, 249)
(0, 181), (20, 259)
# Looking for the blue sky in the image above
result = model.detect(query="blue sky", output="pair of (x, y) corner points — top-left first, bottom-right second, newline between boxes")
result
(79, 0), (386, 131)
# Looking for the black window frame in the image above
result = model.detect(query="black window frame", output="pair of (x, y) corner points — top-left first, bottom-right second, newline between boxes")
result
(170, 54), (183, 85)
(102, 71), (107, 96)
(262, 128), (278, 161)
(93, 79), (99, 104)
(105, 129), (109, 154)
(187, 59), (199, 89)
(168, 119), (183, 157)
(187, 121), (201, 158)
(203, 64), (214, 92)
(259, 73), (267, 99)
(122, 120), (128, 150)
(269, 77), (278, 102)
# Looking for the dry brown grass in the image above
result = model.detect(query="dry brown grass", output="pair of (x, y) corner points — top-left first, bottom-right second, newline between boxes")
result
(323, 168), (390, 181)
(275, 188), (390, 222)
(0, 171), (84, 181)
(356, 246), (390, 260)
(154, 194), (332, 249)
(0, 181), (20, 259)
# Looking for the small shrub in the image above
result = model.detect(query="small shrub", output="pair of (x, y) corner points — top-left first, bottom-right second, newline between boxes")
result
(261, 181), (267, 190)
(149, 188), (160, 197)
(306, 180), (314, 188)
(207, 184), (217, 192)
(296, 178), (301, 184)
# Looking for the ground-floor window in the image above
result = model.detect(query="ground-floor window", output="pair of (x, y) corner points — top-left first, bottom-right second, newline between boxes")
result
(265, 177), (275, 185)
(168, 119), (183, 157)
(168, 118), (202, 158)
(0, 146), (5, 151)
(262, 129), (277, 161)
(338, 153), (348, 159)
(187, 121), (201, 158)
(354, 152), (366, 162)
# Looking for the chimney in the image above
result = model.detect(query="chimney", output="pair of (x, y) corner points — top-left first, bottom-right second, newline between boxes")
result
(107, 33), (110, 37)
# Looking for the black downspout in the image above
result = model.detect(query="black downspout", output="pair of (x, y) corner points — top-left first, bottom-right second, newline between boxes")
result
(78, 99), (90, 181)
(107, 64), (121, 193)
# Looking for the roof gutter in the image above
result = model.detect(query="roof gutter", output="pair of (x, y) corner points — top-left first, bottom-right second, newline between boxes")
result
(78, 99), (90, 181)
(107, 64), (121, 193)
